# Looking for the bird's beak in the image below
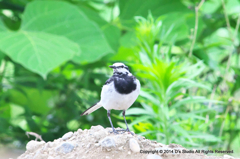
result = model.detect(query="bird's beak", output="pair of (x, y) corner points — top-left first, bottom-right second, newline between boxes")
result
(109, 65), (115, 69)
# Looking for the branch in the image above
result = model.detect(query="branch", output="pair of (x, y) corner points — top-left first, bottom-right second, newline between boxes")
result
(189, 0), (205, 57)
(26, 132), (44, 142)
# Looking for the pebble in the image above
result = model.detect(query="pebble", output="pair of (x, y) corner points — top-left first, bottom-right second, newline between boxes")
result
(100, 137), (116, 148)
(146, 154), (162, 159)
(118, 146), (123, 151)
(55, 142), (75, 154)
(26, 140), (45, 152)
(77, 129), (83, 134)
(95, 143), (100, 147)
(129, 138), (140, 153)
(62, 132), (73, 141)
(91, 125), (104, 131)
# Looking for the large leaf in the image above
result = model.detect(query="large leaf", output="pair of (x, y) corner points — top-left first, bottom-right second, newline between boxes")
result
(0, 19), (7, 31)
(119, 0), (190, 27)
(0, 31), (79, 78)
(78, 6), (121, 52)
(21, 1), (113, 63)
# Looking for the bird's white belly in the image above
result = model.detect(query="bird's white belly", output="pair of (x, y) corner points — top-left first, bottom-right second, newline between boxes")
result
(100, 80), (140, 110)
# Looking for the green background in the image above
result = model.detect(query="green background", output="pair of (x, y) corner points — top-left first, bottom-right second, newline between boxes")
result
(0, 0), (239, 157)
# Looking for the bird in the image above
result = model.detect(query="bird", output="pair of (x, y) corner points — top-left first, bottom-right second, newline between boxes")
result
(81, 62), (141, 134)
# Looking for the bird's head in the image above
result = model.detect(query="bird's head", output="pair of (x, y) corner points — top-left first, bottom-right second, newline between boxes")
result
(109, 63), (131, 75)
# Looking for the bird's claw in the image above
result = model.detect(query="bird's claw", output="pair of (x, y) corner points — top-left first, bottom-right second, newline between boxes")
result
(116, 128), (134, 135)
(109, 129), (119, 134)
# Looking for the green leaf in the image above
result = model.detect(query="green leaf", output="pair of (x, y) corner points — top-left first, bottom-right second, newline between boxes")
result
(170, 96), (220, 110)
(8, 86), (58, 114)
(0, 31), (79, 78)
(78, 6), (121, 52)
(0, 19), (7, 31)
(119, 0), (189, 27)
(126, 108), (155, 116)
(21, 1), (113, 63)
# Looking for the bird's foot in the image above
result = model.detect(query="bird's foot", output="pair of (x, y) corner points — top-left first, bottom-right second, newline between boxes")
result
(116, 128), (134, 135)
(109, 129), (119, 134)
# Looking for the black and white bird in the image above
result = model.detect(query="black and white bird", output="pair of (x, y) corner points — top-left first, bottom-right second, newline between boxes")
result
(81, 63), (140, 134)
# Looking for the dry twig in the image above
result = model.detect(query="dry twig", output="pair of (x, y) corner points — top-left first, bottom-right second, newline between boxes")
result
(26, 132), (44, 141)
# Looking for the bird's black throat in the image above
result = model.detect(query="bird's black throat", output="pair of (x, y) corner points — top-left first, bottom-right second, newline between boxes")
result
(105, 72), (137, 94)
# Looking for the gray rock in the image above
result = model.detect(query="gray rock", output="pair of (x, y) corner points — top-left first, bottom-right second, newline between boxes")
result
(100, 137), (116, 148)
(129, 138), (140, 153)
(146, 154), (162, 159)
(55, 142), (75, 154)
(62, 132), (73, 141)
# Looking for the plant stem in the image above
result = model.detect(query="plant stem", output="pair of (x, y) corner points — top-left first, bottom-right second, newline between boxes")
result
(218, 105), (230, 147)
(221, 0), (240, 74)
(189, 0), (205, 57)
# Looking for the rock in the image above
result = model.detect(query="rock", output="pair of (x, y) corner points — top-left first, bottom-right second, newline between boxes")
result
(55, 142), (75, 154)
(26, 140), (45, 152)
(129, 138), (140, 153)
(77, 129), (83, 134)
(118, 146), (123, 151)
(146, 154), (162, 159)
(94, 130), (108, 141)
(62, 132), (73, 141)
(100, 137), (116, 148)
(223, 155), (235, 159)
(91, 125), (104, 131)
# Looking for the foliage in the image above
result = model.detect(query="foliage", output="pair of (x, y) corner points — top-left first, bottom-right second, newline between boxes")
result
(0, 0), (240, 156)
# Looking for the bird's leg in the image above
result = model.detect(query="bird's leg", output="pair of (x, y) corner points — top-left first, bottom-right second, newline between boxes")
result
(107, 110), (118, 134)
(116, 110), (134, 135)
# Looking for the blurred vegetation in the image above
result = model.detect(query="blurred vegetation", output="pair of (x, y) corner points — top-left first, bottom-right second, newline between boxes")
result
(0, 0), (240, 156)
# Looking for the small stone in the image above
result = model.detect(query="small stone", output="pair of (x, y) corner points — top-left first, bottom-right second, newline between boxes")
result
(146, 154), (162, 159)
(77, 129), (83, 134)
(86, 143), (91, 148)
(95, 143), (100, 147)
(223, 155), (235, 159)
(26, 140), (45, 152)
(129, 138), (140, 153)
(47, 156), (54, 159)
(100, 137), (116, 148)
(128, 151), (131, 155)
(55, 142), (75, 154)
(107, 149), (112, 152)
(91, 125), (104, 131)
(94, 131), (108, 141)
(62, 132), (73, 141)
(118, 146), (123, 151)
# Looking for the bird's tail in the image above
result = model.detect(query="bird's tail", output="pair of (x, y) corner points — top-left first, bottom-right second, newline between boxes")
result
(81, 102), (102, 116)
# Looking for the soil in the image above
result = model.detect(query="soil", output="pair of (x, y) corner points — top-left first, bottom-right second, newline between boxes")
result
(17, 125), (238, 159)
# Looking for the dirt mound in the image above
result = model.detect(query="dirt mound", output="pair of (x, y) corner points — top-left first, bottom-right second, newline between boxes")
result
(18, 125), (236, 159)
